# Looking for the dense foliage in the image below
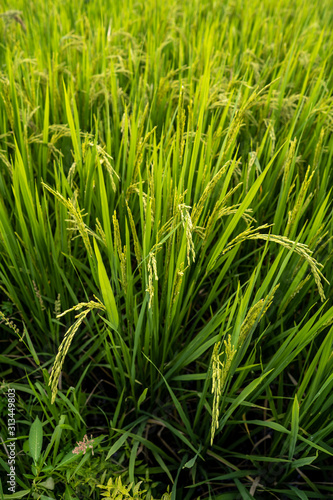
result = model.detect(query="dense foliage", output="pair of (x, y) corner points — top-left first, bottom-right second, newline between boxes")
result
(0, 0), (332, 498)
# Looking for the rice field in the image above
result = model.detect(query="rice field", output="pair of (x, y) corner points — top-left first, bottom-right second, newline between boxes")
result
(0, 0), (333, 498)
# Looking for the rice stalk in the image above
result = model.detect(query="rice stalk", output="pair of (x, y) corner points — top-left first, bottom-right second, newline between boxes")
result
(286, 165), (315, 236)
(146, 250), (159, 309)
(248, 233), (329, 301)
(42, 182), (94, 257)
(238, 285), (279, 347)
(192, 161), (230, 225)
(112, 211), (127, 293)
(49, 298), (106, 403)
(211, 335), (237, 445)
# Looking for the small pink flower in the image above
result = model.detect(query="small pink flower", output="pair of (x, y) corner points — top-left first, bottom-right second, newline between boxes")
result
(72, 434), (94, 455)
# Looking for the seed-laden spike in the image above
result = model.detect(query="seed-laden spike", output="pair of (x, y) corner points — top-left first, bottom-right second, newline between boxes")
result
(246, 152), (257, 193)
(211, 341), (222, 445)
(133, 126), (157, 182)
(192, 161), (230, 226)
(42, 182), (94, 258)
(54, 293), (61, 317)
(32, 280), (45, 311)
(67, 162), (76, 187)
(178, 203), (196, 266)
(171, 262), (189, 306)
(264, 119), (276, 158)
(0, 76), (14, 131)
(126, 201), (142, 275)
(286, 165), (315, 236)
(238, 285), (279, 347)
(279, 276), (311, 315)
(238, 300), (265, 348)
(248, 233), (329, 302)
(146, 251), (159, 309)
(211, 335), (237, 445)
(49, 310), (89, 403)
(0, 147), (13, 177)
(95, 218), (107, 246)
(147, 162), (155, 223)
(49, 299), (106, 403)
(138, 102), (149, 140)
(203, 183), (255, 247)
(216, 224), (272, 258)
(0, 311), (21, 337)
(87, 142), (119, 192)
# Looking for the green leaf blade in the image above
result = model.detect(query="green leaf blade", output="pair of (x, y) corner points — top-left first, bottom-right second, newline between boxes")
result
(29, 417), (43, 464)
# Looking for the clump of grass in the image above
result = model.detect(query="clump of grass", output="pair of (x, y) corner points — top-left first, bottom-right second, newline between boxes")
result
(0, 0), (333, 498)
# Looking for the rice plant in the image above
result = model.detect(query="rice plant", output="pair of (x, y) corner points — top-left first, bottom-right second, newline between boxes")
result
(0, 0), (332, 498)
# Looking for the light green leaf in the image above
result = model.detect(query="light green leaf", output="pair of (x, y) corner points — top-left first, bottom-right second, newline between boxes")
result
(2, 491), (30, 499)
(29, 417), (43, 464)
(183, 444), (202, 469)
(137, 388), (148, 411)
(94, 239), (118, 330)
(106, 429), (133, 460)
(291, 453), (318, 469)
(39, 477), (55, 490)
